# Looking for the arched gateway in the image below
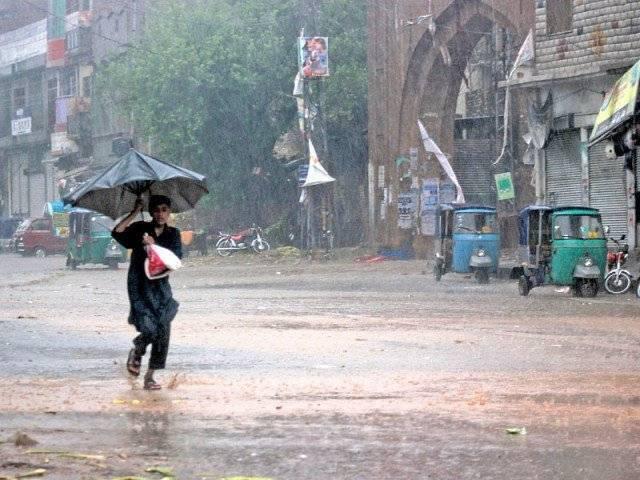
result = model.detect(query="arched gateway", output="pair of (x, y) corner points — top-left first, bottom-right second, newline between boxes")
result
(367, 0), (533, 251)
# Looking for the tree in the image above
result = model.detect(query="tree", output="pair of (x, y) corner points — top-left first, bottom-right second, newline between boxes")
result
(96, 0), (368, 241)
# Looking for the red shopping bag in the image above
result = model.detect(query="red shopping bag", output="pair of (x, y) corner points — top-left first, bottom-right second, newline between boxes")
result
(144, 243), (182, 280)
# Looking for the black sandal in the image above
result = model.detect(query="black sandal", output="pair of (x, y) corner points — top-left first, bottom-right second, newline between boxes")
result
(143, 378), (161, 390)
(126, 349), (141, 377)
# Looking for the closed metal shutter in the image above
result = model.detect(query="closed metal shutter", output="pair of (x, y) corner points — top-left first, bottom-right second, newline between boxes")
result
(452, 138), (495, 205)
(29, 172), (46, 218)
(589, 142), (628, 242)
(545, 129), (582, 206)
(10, 155), (29, 216)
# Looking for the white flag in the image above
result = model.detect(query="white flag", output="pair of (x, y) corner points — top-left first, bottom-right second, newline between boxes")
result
(302, 139), (335, 187)
(417, 120), (465, 204)
(508, 29), (533, 79)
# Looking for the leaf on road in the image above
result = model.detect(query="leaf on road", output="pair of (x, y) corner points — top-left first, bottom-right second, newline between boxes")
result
(219, 477), (274, 480)
(144, 466), (174, 476)
(112, 477), (151, 480)
(505, 427), (527, 435)
(58, 453), (106, 461)
(15, 469), (47, 478)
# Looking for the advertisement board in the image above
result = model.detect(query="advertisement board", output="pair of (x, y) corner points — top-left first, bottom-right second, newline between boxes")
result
(589, 59), (640, 145)
(298, 36), (329, 78)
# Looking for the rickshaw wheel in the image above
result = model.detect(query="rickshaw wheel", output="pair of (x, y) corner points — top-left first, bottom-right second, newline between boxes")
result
(107, 258), (119, 270)
(67, 256), (77, 270)
(433, 264), (442, 281)
(475, 268), (490, 284)
(518, 275), (530, 296)
(575, 279), (598, 298)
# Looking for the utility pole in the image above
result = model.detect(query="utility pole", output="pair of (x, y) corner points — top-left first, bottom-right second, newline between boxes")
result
(298, 0), (332, 251)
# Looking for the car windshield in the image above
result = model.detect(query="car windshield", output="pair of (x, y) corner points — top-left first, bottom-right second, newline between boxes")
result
(454, 212), (496, 234)
(15, 219), (30, 233)
(553, 214), (604, 239)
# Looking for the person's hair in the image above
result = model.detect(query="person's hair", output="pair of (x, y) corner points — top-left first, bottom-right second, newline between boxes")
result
(312, 37), (326, 49)
(148, 195), (172, 213)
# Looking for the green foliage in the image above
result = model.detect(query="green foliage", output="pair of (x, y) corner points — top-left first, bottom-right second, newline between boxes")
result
(96, 0), (368, 240)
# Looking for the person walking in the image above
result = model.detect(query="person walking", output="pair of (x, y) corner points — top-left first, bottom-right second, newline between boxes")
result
(112, 195), (182, 390)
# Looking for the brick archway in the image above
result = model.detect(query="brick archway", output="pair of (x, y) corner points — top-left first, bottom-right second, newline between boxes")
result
(367, 0), (533, 246)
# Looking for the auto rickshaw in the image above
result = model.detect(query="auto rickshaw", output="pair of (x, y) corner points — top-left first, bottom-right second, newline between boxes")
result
(517, 206), (607, 297)
(66, 208), (127, 269)
(433, 205), (500, 284)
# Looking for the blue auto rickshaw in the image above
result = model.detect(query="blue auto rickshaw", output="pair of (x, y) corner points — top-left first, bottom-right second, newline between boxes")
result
(433, 205), (500, 284)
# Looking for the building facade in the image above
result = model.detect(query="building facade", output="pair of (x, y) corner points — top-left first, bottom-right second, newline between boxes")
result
(366, 0), (534, 253)
(511, 0), (640, 248)
(0, 0), (144, 218)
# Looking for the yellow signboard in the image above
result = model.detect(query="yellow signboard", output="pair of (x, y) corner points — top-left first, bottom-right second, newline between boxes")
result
(589, 58), (640, 145)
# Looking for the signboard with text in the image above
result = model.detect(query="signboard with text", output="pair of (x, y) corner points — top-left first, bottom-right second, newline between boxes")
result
(11, 116), (31, 136)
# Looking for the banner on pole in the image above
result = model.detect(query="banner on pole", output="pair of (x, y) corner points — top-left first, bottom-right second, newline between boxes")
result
(495, 172), (515, 200)
(298, 36), (329, 78)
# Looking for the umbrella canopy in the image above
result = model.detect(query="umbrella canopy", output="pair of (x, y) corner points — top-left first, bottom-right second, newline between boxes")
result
(63, 149), (209, 219)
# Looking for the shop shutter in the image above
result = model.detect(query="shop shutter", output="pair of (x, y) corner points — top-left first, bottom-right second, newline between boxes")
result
(545, 129), (582, 207)
(29, 172), (46, 218)
(10, 155), (29, 216)
(589, 142), (628, 243)
(452, 138), (495, 205)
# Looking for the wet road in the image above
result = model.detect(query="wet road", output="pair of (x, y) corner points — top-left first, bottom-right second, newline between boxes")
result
(1, 252), (639, 479)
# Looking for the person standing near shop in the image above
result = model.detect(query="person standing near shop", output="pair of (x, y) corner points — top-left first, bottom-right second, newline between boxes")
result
(112, 195), (182, 390)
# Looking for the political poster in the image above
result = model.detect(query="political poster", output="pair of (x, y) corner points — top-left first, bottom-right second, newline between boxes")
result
(299, 36), (329, 78)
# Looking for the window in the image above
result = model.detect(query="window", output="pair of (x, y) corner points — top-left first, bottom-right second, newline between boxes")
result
(66, 0), (79, 14)
(82, 75), (92, 98)
(547, 0), (572, 34)
(47, 77), (58, 128)
(553, 215), (604, 240)
(31, 219), (50, 231)
(454, 212), (497, 234)
(13, 87), (26, 111)
(66, 28), (78, 50)
(61, 69), (77, 96)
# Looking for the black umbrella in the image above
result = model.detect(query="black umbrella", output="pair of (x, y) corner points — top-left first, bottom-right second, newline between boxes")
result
(63, 149), (209, 219)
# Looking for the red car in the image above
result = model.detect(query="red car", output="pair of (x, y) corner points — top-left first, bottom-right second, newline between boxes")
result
(13, 217), (67, 257)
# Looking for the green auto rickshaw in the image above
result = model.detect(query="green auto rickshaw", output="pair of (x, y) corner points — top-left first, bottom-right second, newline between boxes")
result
(517, 206), (607, 297)
(66, 208), (127, 270)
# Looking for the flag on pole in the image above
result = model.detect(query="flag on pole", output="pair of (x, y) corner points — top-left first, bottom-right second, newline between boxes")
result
(302, 139), (335, 187)
(508, 29), (533, 80)
(417, 120), (465, 204)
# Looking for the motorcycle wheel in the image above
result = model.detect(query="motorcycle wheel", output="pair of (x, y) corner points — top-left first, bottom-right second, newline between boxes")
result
(252, 240), (270, 254)
(604, 271), (632, 294)
(216, 239), (234, 257)
(475, 268), (490, 284)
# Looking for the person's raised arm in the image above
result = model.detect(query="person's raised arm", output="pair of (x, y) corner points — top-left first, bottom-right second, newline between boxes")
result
(114, 198), (144, 233)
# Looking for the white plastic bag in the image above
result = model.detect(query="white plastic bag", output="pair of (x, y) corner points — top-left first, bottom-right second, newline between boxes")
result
(144, 243), (182, 280)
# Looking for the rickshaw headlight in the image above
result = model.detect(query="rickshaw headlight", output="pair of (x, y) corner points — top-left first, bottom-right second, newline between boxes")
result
(583, 257), (593, 267)
(477, 248), (486, 257)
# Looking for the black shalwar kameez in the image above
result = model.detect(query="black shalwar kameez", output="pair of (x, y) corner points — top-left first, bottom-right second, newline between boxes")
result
(112, 221), (182, 370)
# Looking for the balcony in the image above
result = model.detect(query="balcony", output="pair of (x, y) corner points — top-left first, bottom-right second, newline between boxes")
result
(55, 95), (91, 132)
(65, 26), (91, 57)
(67, 111), (91, 141)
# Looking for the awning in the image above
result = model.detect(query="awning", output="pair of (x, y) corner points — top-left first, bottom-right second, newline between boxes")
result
(589, 58), (640, 146)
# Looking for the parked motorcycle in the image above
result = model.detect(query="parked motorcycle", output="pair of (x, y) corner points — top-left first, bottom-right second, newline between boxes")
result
(216, 225), (270, 256)
(604, 234), (632, 294)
